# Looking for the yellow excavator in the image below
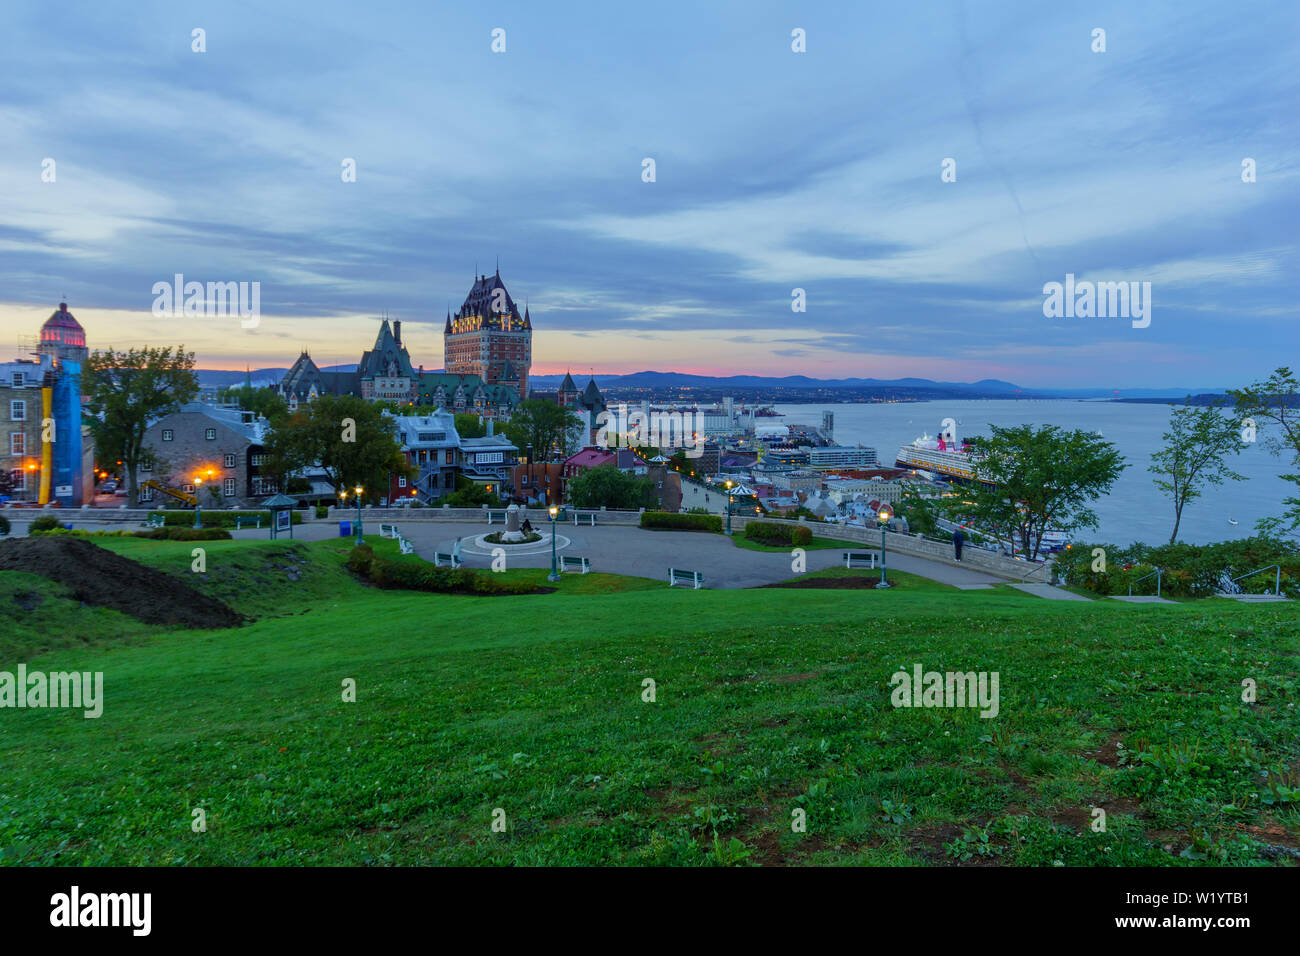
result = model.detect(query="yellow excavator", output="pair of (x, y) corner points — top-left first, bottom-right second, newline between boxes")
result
(140, 479), (199, 507)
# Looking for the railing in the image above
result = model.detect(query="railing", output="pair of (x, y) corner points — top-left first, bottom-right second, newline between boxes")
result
(1129, 567), (1163, 598)
(1227, 564), (1281, 596)
(1020, 561), (1051, 582)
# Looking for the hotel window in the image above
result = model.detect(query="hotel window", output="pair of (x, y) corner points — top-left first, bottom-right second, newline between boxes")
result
(141, 458), (153, 472)
(162, 429), (174, 441)
(9, 400), (24, 421)
(10, 432), (23, 455)
(11, 372), (23, 387)
(182, 484), (195, 494)
(140, 485), (154, 502)
(224, 454), (236, 468)
(11, 469), (24, 491)
(398, 476), (407, 488)
(205, 428), (217, 441)
(223, 478), (236, 497)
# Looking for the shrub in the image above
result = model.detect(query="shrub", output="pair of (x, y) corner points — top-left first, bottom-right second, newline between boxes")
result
(315, 505), (329, 519)
(345, 545), (539, 595)
(153, 510), (299, 528)
(30, 515), (62, 532)
(1055, 537), (1300, 599)
(744, 521), (812, 547)
(132, 527), (233, 541)
(0, 513), (9, 535)
(640, 511), (722, 533)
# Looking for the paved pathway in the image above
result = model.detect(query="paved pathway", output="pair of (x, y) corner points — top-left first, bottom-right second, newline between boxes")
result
(1006, 583), (1094, 601)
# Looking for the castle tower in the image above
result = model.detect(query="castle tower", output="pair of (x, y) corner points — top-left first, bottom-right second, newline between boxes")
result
(443, 269), (532, 398)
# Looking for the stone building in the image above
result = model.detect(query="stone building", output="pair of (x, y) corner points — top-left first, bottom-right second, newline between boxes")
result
(133, 403), (270, 506)
(443, 269), (532, 399)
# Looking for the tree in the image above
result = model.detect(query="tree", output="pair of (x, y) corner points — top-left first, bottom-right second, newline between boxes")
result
(443, 474), (502, 508)
(217, 385), (288, 423)
(896, 482), (940, 536)
(84, 347), (199, 506)
(501, 400), (582, 461)
(964, 424), (1126, 561)
(565, 464), (655, 510)
(454, 413), (486, 439)
(262, 395), (409, 502)
(1149, 401), (1246, 544)
(1229, 367), (1300, 535)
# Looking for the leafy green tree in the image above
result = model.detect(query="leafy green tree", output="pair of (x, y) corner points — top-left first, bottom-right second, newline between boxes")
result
(217, 385), (289, 423)
(443, 474), (502, 508)
(84, 346), (199, 506)
(454, 413), (486, 439)
(565, 464), (655, 510)
(263, 395), (408, 502)
(965, 424), (1126, 560)
(501, 400), (582, 461)
(896, 483), (940, 536)
(1149, 402), (1246, 544)
(1230, 367), (1300, 535)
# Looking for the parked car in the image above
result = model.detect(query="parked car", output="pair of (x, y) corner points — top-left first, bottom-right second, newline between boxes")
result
(99, 480), (117, 493)
(113, 487), (129, 497)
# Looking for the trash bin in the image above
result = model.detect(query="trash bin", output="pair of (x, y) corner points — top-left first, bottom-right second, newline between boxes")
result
(339, 520), (351, 537)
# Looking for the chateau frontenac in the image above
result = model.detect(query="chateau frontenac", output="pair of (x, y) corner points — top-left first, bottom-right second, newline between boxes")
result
(275, 269), (532, 418)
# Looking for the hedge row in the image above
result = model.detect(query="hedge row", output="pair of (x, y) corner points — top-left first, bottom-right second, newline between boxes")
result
(152, 510), (303, 528)
(744, 521), (813, 546)
(345, 544), (541, 596)
(31, 526), (232, 541)
(1054, 537), (1300, 598)
(640, 511), (722, 533)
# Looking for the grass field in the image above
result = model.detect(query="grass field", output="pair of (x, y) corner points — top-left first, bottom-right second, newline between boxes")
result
(2, 536), (1298, 866)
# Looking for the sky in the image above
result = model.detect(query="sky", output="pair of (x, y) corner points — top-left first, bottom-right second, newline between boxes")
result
(1, 0), (1297, 388)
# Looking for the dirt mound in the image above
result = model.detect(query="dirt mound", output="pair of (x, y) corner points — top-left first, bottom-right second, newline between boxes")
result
(0, 536), (244, 629)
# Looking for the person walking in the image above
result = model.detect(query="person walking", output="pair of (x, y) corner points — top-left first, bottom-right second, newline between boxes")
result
(953, 528), (965, 561)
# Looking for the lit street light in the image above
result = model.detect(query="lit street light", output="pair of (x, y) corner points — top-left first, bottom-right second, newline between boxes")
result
(877, 507), (892, 588)
(193, 475), (204, 528)
(354, 485), (364, 545)
(548, 505), (561, 581)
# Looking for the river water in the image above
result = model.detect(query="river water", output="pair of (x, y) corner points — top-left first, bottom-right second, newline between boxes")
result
(773, 400), (1292, 546)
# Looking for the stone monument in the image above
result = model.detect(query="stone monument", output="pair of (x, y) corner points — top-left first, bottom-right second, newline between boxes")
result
(500, 503), (527, 543)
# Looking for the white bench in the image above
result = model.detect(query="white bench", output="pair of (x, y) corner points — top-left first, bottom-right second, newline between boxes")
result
(561, 555), (591, 574)
(843, 550), (879, 569)
(380, 523), (399, 538)
(574, 511), (597, 526)
(486, 510), (508, 525)
(669, 568), (704, 589)
(398, 537), (415, 555)
(433, 551), (461, 568)
(234, 515), (262, 530)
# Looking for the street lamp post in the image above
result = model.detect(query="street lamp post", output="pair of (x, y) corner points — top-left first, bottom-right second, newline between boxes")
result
(548, 505), (561, 581)
(193, 477), (204, 528)
(877, 507), (892, 588)
(725, 480), (734, 536)
(354, 485), (364, 545)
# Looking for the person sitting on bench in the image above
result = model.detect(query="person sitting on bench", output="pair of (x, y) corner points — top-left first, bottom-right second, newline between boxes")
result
(521, 518), (534, 533)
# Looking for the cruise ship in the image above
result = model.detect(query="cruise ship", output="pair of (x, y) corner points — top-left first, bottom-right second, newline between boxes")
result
(894, 418), (993, 486)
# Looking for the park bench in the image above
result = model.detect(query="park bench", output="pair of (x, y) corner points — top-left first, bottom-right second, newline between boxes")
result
(573, 511), (597, 526)
(398, 536), (415, 555)
(486, 510), (508, 525)
(560, 555), (591, 574)
(379, 522), (399, 538)
(144, 513), (165, 529)
(433, 550), (461, 568)
(843, 550), (879, 570)
(234, 516), (262, 530)
(669, 568), (704, 589)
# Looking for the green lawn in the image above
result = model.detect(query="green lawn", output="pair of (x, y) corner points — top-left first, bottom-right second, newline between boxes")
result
(2, 537), (1297, 866)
